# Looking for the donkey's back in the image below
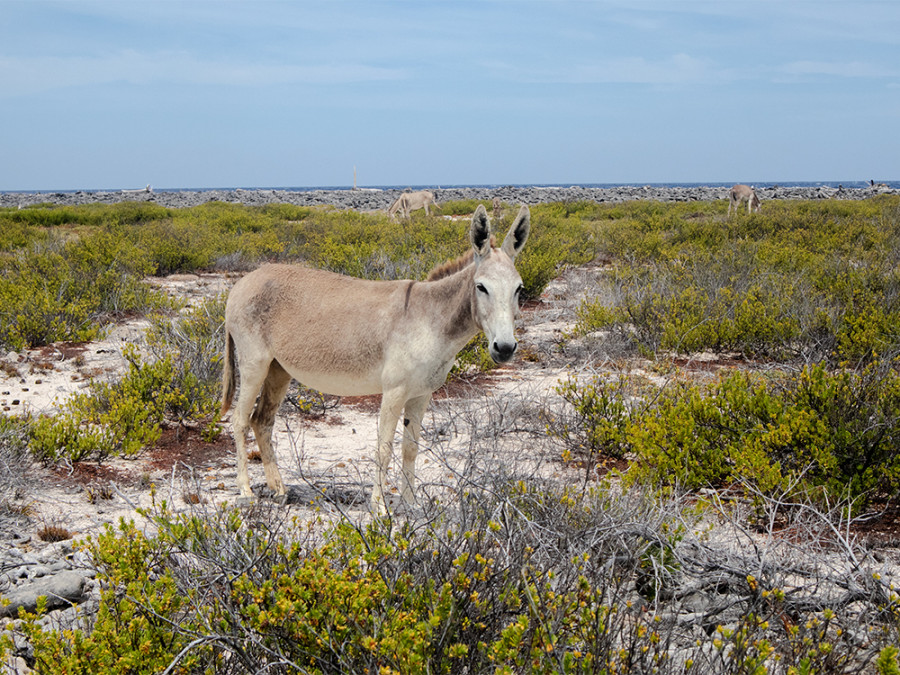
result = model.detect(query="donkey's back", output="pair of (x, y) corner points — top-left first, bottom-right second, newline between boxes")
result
(223, 264), (404, 399)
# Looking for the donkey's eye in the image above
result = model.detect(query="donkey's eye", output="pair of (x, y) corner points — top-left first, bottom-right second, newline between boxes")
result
(476, 283), (488, 295)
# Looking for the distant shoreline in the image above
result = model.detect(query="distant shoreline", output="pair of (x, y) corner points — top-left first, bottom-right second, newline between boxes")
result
(1, 183), (897, 210)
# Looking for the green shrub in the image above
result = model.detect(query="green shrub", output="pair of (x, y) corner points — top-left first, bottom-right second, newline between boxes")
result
(28, 346), (177, 462)
(14, 478), (894, 673)
(15, 518), (203, 674)
(574, 197), (900, 364)
(14, 482), (690, 674)
(0, 202), (170, 230)
(449, 335), (495, 376)
(554, 361), (900, 508)
(28, 410), (115, 463)
(551, 373), (639, 461)
(145, 296), (226, 426)
(0, 200), (576, 353)
(0, 230), (164, 350)
(433, 199), (488, 216)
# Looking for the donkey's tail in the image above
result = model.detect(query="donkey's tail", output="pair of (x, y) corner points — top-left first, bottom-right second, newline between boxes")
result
(220, 330), (236, 416)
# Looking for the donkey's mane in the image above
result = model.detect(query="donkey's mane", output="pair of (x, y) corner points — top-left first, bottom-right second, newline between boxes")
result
(426, 235), (496, 281)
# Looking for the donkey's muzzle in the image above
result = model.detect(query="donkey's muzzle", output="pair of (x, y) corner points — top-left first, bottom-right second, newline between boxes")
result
(490, 340), (518, 363)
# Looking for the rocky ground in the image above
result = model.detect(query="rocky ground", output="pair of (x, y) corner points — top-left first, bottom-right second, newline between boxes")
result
(1, 183), (897, 211)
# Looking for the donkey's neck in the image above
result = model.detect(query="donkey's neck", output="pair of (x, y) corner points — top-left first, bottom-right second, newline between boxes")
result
(422, 263), (479, 346)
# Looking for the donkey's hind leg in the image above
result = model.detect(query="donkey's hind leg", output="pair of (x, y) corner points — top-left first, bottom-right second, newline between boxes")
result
(250, 360), (292, 503)
(232, 357), (272, 505)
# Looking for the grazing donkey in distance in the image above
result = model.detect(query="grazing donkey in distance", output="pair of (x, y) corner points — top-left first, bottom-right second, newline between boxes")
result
(728, 184), (761, 216)
(221, 204), (531, 513)
(388, 189), (437, 219)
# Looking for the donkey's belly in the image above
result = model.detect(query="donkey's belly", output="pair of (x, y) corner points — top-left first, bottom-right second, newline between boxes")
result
(285, 366), (384, 397)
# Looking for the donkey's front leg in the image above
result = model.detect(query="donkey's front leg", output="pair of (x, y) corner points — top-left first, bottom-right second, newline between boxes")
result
(400, 395), (431, 506)
(373, 390), (405, 514)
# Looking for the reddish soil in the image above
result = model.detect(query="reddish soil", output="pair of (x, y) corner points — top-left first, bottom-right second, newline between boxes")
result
(50, 426), (234, 489)
(340, 394), (382, 413)
(52, 461), (136, 488)
(145, 425), (234, 474)
(852, 501), (900, 547)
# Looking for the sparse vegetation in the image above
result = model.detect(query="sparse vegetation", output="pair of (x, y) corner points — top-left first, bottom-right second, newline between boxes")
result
(552, 360), (900, 510)
(574, 197), (900, 364)
(0, 414), (31, 522)
(0, 199), (583, 354)
(9, 479), (900, 673)
(3, 196), (900, 672)
(36, 516), (72, 542)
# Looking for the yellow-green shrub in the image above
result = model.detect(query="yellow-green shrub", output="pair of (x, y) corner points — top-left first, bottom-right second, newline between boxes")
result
(16, 519), (202, 675)
(555, 362), (900, 508)
(0, 230), (163, 350)
(29, 346), (175, 462)
(576, 196), (900, 364)
(13, 479), (896, 673)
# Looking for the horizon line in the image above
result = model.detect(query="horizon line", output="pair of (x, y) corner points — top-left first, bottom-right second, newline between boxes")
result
(3, 179), (898, 194)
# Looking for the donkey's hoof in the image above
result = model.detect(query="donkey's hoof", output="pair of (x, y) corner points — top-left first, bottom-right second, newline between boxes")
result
(273, 493), (288, 506)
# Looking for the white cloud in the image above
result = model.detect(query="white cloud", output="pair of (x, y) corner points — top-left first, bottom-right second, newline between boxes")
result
(779, 60), (899, 80)
(492, 53), (731, 86)
(0, 50), (408, 98)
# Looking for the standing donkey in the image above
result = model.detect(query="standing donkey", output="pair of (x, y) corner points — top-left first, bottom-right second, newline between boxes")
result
(388, 190), (437, 219)
(728, 184), (761, 216)
(221, 204), (531, 512)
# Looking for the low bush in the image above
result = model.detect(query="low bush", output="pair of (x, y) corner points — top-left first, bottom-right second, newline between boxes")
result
(0, 414), (30, 520)
(576, 196), (900, 365)
(553, 360), (900, 509)
(8, 478), (900, 673)
(0, 229), (167, 351)
(434, 199), (489, 216)
(144, 296), (225, 427)
(0, 199), (581, 354)
(28, 297), (226, 463)
(0, 202), (171, 230)
(28, 346), (186, 462)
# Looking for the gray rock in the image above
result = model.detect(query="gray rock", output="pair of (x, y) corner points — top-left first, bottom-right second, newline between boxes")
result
(1, 185), (896, 211)
(0, 571), (87, 618)
(25, 567), (49, 580)
(2, 654), (30, 674)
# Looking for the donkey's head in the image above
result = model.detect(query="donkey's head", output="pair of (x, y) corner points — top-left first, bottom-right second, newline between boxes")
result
(469, 204), (531, 363)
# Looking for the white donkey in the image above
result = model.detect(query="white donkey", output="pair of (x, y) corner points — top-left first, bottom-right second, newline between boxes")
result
(221, 204), (531, 512)
(728, 184), (761, 216)
(388, 190), (437, 219)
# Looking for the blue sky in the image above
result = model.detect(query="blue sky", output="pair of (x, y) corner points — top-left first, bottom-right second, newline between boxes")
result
(1, 1), (898, 190)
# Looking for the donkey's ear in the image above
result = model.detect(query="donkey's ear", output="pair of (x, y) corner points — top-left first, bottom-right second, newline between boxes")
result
(501, 205), (530, 259)
(469, 204), (492, 257)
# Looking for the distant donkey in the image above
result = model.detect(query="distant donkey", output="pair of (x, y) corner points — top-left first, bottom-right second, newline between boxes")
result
(728, 184), (761, 216)
(492, 197), (503, 220)
(388, 190), (437, 219)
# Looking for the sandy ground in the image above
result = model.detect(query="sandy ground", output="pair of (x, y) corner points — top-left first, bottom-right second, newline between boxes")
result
(1, 265), (601, 547)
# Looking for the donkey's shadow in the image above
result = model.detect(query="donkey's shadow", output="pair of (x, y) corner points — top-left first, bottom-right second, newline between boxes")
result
(252, 482), (369, 507)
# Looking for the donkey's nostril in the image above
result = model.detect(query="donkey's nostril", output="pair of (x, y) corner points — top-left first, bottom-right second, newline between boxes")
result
(492, 340), (517, 363)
